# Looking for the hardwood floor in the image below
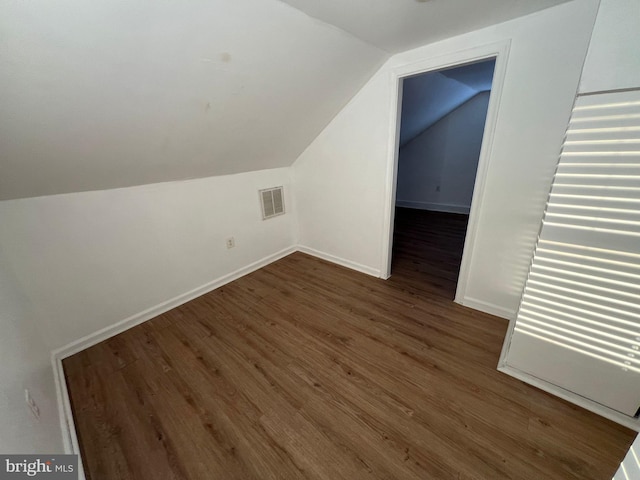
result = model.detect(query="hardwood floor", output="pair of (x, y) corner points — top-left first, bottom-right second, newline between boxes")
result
(64, 208), (634, 479)
(392, 207), (469, 298)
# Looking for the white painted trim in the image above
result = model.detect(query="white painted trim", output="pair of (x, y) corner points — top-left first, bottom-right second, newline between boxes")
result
(454, 43), (510, 305)
(52, 246), (296, 360)
(498, 365), (640, 432)
(50, 236), (638, 475)
(297, 245), (381, 277)
(51, 245), (297, 466)
(51, 242), (373, 366)
(380, 68), (404, 281)
(497, 316), (517, 369)
(51, 243), (384, 467)
(52, 354), (86, 480)
(396, 200), (470, 215)
(458, 296), (514, 320)
(51, 355), (74, 454)
(379, 40), (512, 302)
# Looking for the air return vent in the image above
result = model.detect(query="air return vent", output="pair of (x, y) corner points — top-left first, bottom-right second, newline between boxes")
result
(260, 186), (285, 220)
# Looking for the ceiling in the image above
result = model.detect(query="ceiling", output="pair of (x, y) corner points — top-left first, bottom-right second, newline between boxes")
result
(0, 0), (572, 200)
(441, 60), (496, 92)
(400, 60), (496, 146)
(277, 0), (572, 53)
(0, 0), (384, 200)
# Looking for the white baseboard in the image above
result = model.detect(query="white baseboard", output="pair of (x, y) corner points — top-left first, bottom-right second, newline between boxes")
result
(52, 246), (296, 361)
(52, 244), (373, 363)
(51, 243), (377, 460)
(52, 354), (86, 479)
(498, 365), (640, 432)
(297, 245), (381, 277)
(51, 245), (297, 461)
(457, 296), (515, 320)
(53, 245), (519, 467)
(51, 237), (640, 479)
(51, 241), (638, 475)
(396, 200), (471, 215)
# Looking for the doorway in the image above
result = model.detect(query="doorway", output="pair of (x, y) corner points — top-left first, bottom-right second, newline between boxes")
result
(391, 60), (495, 298)
(380, 42), (509, 304)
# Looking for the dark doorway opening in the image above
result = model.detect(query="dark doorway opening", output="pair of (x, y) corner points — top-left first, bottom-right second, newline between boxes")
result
(391, 59), (496, 299)
(392, 208), (469, 298)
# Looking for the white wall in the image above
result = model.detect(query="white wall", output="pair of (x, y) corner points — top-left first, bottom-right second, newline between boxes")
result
(0, 249), (63, 453)
(293, 0), (599, 315)
(580, 0), (640, 94)
(396, 92), (490, 214)
(0, 168), (296, 351)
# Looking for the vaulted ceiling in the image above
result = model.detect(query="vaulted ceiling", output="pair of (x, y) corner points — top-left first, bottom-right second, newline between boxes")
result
(400, 59), (496, 146)
(277, 0), (572, 53)
(0, 0), (571, 200)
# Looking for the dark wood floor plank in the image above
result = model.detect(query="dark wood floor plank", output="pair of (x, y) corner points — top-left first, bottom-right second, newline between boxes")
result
(63, 207), (635, 479)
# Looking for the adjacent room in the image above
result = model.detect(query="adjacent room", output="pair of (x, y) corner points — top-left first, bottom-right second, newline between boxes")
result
(1, 0), (639, 479)
(392, 59), (495, 297)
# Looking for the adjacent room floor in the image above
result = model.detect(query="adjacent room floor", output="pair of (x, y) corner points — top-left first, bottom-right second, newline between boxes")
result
(64, 208), (635, 479)
(391, 207), (469, 298)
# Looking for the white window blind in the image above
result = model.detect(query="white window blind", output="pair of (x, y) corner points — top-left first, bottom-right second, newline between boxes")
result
(505, 90), (640, 417)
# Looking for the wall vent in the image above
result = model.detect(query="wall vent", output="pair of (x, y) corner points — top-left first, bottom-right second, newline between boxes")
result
(259, 186), (285, 220)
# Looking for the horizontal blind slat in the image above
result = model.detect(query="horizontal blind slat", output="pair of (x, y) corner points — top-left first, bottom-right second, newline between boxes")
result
(550, 184), (640, 199)
(546, 203), (640, 222)
(569, 116), (640, 130)
(523, 291), (640, 329)
(518, 312), (638, 350)
(514, 324), (640, 373)
(517, 317), (638, 358)
(520, 301), (640, 337)
(526, 281), (640, 313)
(556, 164), (640, 176)
(566, 128), (640, 143)
(547, 193), (640, 211)
(563, 143), (640, 154)
(534, 256), (640, 281)
(540, 223), (640, 252)
(551, 174), (640, 188)
(529, 265), (640, 297)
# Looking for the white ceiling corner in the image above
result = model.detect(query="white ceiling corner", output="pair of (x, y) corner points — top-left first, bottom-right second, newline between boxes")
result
(277, 0), (573, 53)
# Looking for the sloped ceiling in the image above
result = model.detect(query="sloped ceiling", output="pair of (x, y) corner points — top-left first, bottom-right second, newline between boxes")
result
(1, 0), (571, 200)
(400, 73), (477, 146)
(278, 0), (572, 53)
(0, 0), (385, 200)
(400, 60), (496, 146)
(441, 60), (496, 92)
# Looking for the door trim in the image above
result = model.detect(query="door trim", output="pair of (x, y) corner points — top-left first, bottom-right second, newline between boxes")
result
(379, 40), (510, 311)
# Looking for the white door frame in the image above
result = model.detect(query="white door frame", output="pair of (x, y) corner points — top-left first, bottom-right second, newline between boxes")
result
(380, 40), (511, 307)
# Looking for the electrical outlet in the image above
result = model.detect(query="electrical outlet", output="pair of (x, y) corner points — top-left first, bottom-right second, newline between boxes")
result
(25, 389), (40, 419)
(226, 237), (235, 249)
